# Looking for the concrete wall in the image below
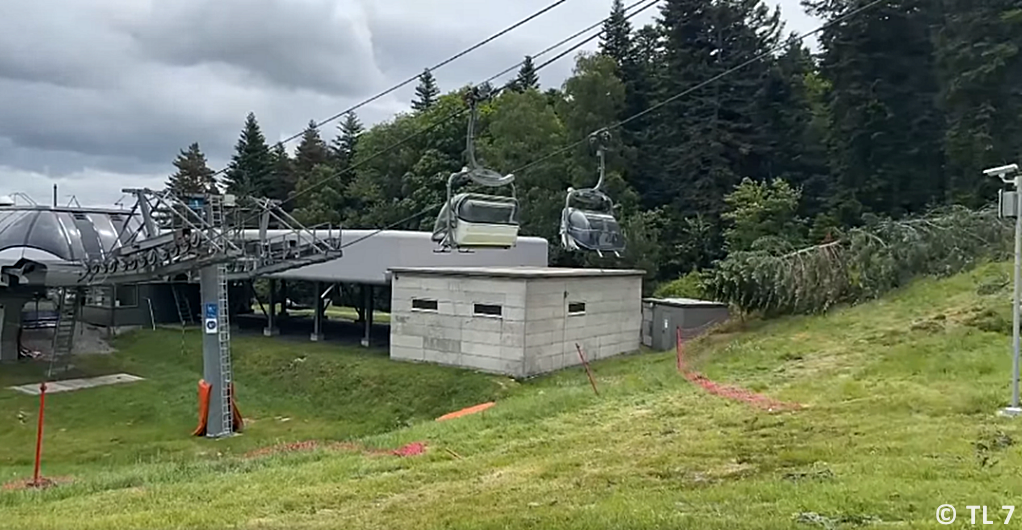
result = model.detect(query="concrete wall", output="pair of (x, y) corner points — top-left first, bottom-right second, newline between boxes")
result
(523, 275), (642, 376)
(390, 274), (527, 375)
(389, 272), (642, 378)
(641, 300), (654, 347)
(643, 301), (731, 351)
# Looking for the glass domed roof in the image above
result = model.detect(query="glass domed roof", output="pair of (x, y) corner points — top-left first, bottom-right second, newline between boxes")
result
(0, 206), (143, 263)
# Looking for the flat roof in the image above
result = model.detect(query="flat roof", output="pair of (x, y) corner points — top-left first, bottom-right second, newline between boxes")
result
(388, 266), (646, 279)
(269, 230), (550, 284)
(643, 297), (727, 308)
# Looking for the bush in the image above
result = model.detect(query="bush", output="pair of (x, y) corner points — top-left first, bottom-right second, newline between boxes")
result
(653, 270), (708, 300)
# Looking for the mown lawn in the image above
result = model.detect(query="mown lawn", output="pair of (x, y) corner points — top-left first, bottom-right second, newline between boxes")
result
(3, 262), (1022, 529)
(0, 330), (512, 478)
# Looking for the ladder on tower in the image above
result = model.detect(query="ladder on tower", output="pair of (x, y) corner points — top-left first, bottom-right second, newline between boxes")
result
(52, 287), (81, 358)
(216, 263), (234, 436)
(208, 193), (225, 251)
(172, 283), (194, 326)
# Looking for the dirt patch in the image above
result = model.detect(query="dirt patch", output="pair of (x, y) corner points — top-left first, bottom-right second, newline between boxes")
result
(243, 440), (426, 459)
(2, 476), (73, 491)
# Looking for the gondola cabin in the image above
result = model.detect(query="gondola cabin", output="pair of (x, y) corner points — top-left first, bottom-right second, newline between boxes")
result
(432, 193), (520, 249)
(562, 206), (625, 254)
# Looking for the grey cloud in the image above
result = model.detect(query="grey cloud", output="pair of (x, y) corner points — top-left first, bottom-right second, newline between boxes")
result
(0, 1), (134, 90)
(0, 0), (818, 210)
(0, 74), (237, 166)
(126, 0), (386, 97)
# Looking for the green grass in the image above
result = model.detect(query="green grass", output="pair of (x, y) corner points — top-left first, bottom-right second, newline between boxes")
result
(4, 262), (1022, 529)
(0, 331), (512, 478)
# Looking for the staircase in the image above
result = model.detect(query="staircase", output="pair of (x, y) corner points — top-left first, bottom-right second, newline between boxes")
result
(172, 283), (194, 326)
(52, 288), (82, 358)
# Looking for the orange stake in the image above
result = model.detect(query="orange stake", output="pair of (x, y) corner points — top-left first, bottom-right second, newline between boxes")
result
(575, 343), (599, 396)
(676, 326), (684, 373)
(32, 382), (47, 486)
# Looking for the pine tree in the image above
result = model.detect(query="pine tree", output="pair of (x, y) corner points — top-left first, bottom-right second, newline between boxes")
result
(411, 69), (440, 111)
(600, 0), (633, 66)
(294, 120), (330, 177)
(224, 112), (272, 198)
(641, 0), (783, 276)
(936, 0), (1022, 207)
(293, 121), (337, 220)
(266, 142), (296, 207)
(331, 112), (363, 169)
(166, 142), (218, 195)
(807, 0), (945, 220)
(758, 40), (830, 219)
(513, 56), (540, 92)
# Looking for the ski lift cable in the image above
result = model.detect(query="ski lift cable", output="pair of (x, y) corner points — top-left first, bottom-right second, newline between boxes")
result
(483, 0), (661, 85)
(508, 0), (891, 177)
(210, 0), (578, 179)
(234, 0), (661, 229)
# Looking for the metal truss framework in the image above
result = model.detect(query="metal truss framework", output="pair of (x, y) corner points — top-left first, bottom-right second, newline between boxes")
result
(76, 188), (342, 286)
(71, 188), (342, 438)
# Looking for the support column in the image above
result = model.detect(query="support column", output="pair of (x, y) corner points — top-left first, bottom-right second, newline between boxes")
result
(199, 265), (228, 437)
(1, 301), (21, 362)
(263, 279), (279, 336)
(311, 281), (324, 342)
(361, 284), (374, 348)
(279, 280), (289, 318)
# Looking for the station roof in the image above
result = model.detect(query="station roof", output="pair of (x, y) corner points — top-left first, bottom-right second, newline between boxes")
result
(387, 266), (645, 279)
(643, 297), (728, 308)
(269, 230), (550, 284)
(0, 204), (551, 287)
(0, 205), (139, 264)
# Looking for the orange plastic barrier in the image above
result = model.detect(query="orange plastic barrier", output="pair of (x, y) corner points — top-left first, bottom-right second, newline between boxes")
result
(435, 401), (495, 422)
(192, 379), (244, 436)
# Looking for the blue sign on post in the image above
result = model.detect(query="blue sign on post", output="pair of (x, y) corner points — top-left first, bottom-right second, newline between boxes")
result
(204, 303), (219, 334)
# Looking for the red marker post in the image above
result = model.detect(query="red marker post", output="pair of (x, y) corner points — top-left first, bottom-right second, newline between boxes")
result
(32, 381), (47, 487)
(676, 326), (684, 373)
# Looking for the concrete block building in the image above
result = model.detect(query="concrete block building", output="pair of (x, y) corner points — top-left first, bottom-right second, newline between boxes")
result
(641, 297), (731, 350)
(387, 266), (644, 378)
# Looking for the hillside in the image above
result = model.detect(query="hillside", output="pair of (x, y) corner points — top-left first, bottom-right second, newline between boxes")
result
(3, 262), (1022, 529)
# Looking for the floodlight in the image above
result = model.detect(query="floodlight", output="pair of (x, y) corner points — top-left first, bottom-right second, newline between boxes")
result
(984, 164), (1020, 182)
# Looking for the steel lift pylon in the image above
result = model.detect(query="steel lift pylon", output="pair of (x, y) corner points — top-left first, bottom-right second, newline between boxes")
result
(76, 188), (342, 438)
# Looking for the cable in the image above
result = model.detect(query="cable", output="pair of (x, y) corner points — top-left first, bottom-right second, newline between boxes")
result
(211, 0), (577, 179)
(528, 0), (660, 75)
(236, 0), (662, 227)
(339, 204), (443, 250)
(482, 0), (660, 86)
(508, 0), (889, 176)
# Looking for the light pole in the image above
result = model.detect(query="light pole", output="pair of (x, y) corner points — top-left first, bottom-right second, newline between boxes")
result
(989, 163), (1022, 416)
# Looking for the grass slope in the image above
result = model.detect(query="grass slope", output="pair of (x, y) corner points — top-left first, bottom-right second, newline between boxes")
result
(0, 331), (513, 475)
(3, 262), (1022, 529)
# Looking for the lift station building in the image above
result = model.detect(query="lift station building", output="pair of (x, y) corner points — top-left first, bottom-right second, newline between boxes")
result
(388, 266), (644, 378)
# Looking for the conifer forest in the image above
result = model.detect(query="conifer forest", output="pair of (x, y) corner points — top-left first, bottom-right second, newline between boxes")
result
(164, 0), (1022, 316)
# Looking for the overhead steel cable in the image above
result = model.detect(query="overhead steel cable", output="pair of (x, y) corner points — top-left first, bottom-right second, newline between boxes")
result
(234, 0), (663, 231)
(507, 0), (890, 176)
(210, 0), (578, 180)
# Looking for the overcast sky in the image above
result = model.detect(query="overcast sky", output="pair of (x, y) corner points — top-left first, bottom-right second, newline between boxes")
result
(0, 0), (818, 209)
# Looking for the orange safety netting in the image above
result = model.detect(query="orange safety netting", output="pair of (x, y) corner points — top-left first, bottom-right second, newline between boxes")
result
(676, 327), (802, 412)
(435, 402), (495, 421)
